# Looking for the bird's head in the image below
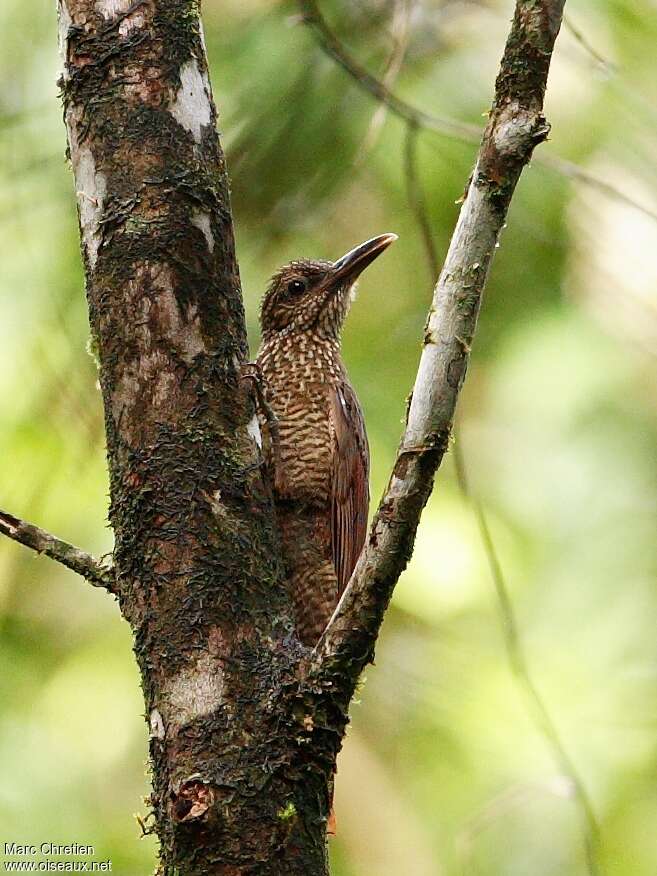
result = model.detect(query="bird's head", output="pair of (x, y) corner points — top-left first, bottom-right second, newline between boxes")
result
(260, 233), (398, 341)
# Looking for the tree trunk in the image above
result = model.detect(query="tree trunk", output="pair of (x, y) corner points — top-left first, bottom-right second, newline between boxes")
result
(57, 1), (335, 872)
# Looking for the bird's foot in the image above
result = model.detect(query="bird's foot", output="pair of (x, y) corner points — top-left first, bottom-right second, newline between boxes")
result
(240, 362), (288, 495)
(240, 362), (276, 434)
(240, 360), (263, 388)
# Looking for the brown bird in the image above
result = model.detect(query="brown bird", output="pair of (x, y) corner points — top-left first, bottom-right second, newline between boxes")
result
(255, 233), (397, 646)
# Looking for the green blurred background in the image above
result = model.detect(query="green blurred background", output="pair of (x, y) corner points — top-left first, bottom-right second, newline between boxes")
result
(1, 0), (656, 873)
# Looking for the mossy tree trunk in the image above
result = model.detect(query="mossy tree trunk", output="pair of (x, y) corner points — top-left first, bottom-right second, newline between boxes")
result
(57, 1), (337, 873)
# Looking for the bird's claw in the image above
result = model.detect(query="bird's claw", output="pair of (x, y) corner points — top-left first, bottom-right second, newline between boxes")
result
(240, 361), (264, 391)
(240, 362), (288, 495)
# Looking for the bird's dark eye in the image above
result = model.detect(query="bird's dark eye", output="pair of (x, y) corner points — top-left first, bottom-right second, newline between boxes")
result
(287, 279), (307, 296)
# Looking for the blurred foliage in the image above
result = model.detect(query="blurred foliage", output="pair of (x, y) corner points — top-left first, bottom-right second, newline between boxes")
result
(1, 0), (657, 873)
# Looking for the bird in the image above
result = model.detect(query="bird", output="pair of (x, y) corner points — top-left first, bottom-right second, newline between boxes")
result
(254, 233), (398, 646)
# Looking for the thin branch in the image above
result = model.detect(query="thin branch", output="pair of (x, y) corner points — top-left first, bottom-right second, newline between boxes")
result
(298, 0), (480, 144)
(562, 14), (657, 128)
(563, 15), (616, 74)
(452, 440), (600, 875)
(402, 72), (601, 870)
(358, 0), (414, 158)
(311, 0), (566, 677)
(0, 509), (115, 590)
(403, 121), (440, 281)
(539, 152), (657, 224)
(299, 0), (657, 225)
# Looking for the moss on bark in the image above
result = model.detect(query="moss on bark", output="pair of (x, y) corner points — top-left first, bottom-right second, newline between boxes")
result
(59, 1), (335, 872)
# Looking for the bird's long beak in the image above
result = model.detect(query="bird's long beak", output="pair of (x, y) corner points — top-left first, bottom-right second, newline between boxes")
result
(330, 233), (398, 286)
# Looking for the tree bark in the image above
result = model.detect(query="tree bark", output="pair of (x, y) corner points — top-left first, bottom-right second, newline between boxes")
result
(57, 1), (330, 873)
(0, 1), (565, 873)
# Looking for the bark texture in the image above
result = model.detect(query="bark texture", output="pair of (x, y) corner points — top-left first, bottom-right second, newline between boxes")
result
(57, 1), (334, 873)
(0, 1), (564, 873)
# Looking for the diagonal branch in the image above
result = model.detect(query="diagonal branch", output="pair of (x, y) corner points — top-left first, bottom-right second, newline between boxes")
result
(452, 440), (600, 873)
(404, 120), (440, 281)
(0, 509), (115, 591)
(563, 15), (616, 74)
(299, 0), (480, 143)
(358, 0), (414, 157)
(300, 0), (657, 225)
(312, 0), (566, 679)
(401, 58), (600, 872)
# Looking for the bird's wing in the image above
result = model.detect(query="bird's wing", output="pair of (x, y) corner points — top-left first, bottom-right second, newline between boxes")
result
(329, 382), (370, 597)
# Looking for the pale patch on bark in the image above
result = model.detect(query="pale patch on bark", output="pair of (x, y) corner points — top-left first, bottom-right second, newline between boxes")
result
(150, 708), (165, 740)
(96, 0), (130, 15)
(130, 264), (206, 363)
(170, 59), (212, 143)
(111, 350), (174, 429)
(388, 475), (407, 498)
(150, 360), (180, 408)
(204, 489), (227, 519)
(119, 10), (146, 36)
(95, 0), (146, 32)
(73, 147), (107, 270)
(405, 165), (494, 448)
(59, 53), (105, 262)
(154, 282), (206, 364)
(162, 654), (224, 731)
(57, 1), (72, 69)
(247, 413), (263, 448)
(110, 264), (207, 434)
(492, 101), (535, 157)
(95, 0), (148, 34)
(191, 209), (214, 253)
(199, 19), (208, 54)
